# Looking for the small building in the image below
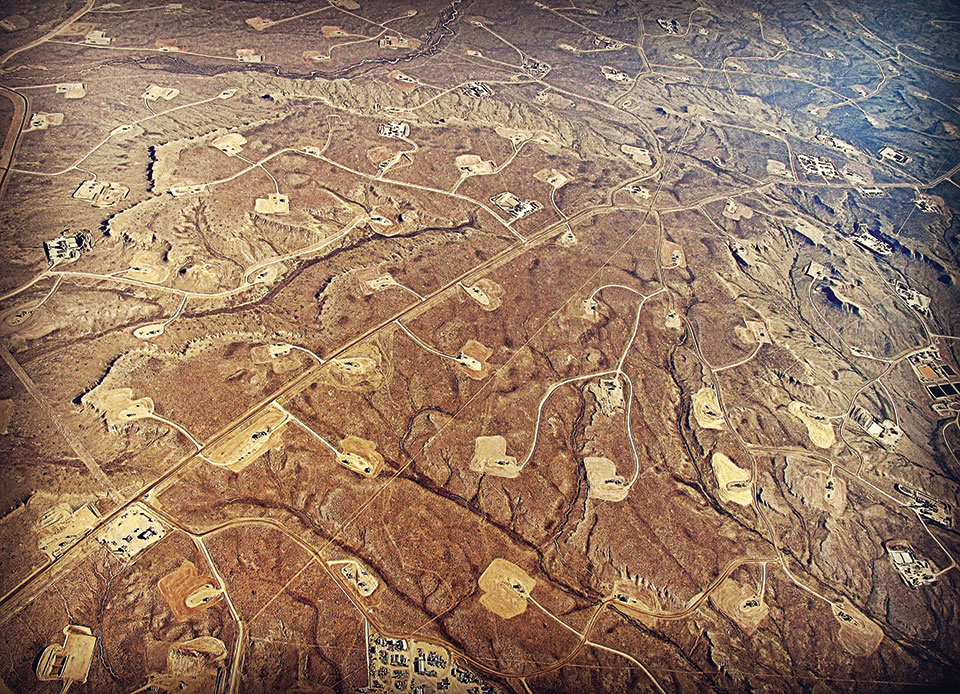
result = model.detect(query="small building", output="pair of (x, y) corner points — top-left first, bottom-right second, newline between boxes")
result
(879, 146), (910, 165)
(236, 48), (263, 63)
(378, 34), (415, 49)
(490, 191), (541, 220)
(853, 232), (892, 256)
(83, 29), (111, 45)
(55, 82), (86, 99)
(211, 133), (246, 156)
(43, 235), (83, 264)
(36, 625), (97, 685)
(885, 540), (937, 588)
(73, 179), (103, 201)
(96, 503), (166, 563)
(254, 193), (289, 215)
(142, 85), (180, 101)
(461, 82), (492, 98)
(377, 122), (409, 139)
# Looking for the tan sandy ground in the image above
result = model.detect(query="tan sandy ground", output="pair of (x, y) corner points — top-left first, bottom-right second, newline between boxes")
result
(588, 377), (625, 416)
(766, 159), (791, 178)
(211, 132), (246, 156)
(356, 266), (398, 294)
(1, 291), (154, 345)
(693, 387), (725, 430)
(711, 452), (752, 506)
(722, 199), (754, 221)
(557, 229), (578, 247)
(37, 501), (100, 561)
(202, 406), (287, 472)
(610, 578), (660, 627)
(365, 204), (420, 237)
(459, 340), (493, 380)
(254, 193), (289, 215)
(470, 435), (520, 478)
(123, 250), (170, 284)
(709, 577), (768, 635)
(579, 297), (600, 321)
(339, 560), (379, 597)
(584, 457), (628, 501)
(96, 502), (166, 563)
(460, 278), (503, 311)
(494, 126), (561, 154)
(81, 386), (154, 429)
(250, 343), (302, 374)
(337, 435), (384, 478)
(158, 560), (223, 622)
(323, 343), (384, 391)
(246, 16), (275, 30)
(832, 600), (883, 656)
(665, 310), (682, 330)
(455, 154), (495, 175)
(661, 240), (685, 267)
(792, 218), (825, 245)
(784, 457), (847, 515)
(533, 168), (571, 188)
(621, 144), (653, 166)
(788, 401), (836, 448)
(478, 558), (536, 619)
(744, 319), (771, 344)
(148, 637), (226, 691)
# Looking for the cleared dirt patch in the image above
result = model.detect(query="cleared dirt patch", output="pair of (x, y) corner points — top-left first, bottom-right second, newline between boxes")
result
(460, 278), (503, 311)
(323, 343), (384, 391)
(711, 452), (751, 506)
(588, 377), (624, 416)
(124, 250), (170, 284)
(202, 407), (287, 472)
(610, 578), (660, 627)
(458, 340), (493, 380)
(585, 457), (628, 501)
(833, 600), (883, 656)
(158, 560), (224, 621)
(470, 435), (520, 478)
(709, 577), (767, 635)
(337, 435), (384, 478)
(722, 199), (754, 221)
(81, 386), (154, 429)
(692, 387), (725, 430)
(478, 558), (536, 619)
(788, 401), (835, 448)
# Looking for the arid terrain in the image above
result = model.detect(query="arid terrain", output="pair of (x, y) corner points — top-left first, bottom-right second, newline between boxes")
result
(0, 0), (959, 692)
